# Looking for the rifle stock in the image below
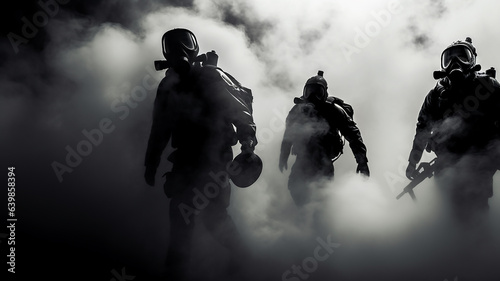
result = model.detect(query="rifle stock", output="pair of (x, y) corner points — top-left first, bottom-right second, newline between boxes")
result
(396, 158), (437, 201)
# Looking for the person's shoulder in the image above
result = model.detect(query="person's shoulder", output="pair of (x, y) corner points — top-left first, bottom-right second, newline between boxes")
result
(194, 65), (233, 84)
(322, 97), (345, 114)
(287, 98), (316, 118)
(157, 69), (179, 94)
(420, 79), (447, 105)
(474, 72), (500, 89)
(311, 98), (348, 122)
(432, 78), (449, 94)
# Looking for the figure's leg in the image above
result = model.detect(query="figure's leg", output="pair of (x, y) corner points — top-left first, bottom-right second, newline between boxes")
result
(311, 163), (334, 234)
(448, 164), (494, 225)
(288, 178), (311, 207)
(201, 183), (241, 249)
(463, 168), (493, 222)
(165, 182), (197, 280)
(199, 172), (252, 280)
(288, 161), (314, 207)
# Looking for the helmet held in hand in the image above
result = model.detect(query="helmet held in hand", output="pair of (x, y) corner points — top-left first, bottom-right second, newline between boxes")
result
(230, 152), (263, 188)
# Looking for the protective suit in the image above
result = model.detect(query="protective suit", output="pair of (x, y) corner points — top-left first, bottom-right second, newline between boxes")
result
(279, 71), (369, 207)
(407, 37), (500, 223)
(144, 28), (257, 279)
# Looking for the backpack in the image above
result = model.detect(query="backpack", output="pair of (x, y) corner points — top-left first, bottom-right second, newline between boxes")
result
(326, 96), (354, 119)
(325, 96), (355, 161)
(218, 69), (254, 114)
(198, 50), (254, 114)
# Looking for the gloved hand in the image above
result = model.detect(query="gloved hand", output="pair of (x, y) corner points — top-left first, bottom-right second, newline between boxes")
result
(144, 166), (156, 186)
(356, 162), (370, 177)
(240, 139), (255, 154)
(405, 162), (417, 180)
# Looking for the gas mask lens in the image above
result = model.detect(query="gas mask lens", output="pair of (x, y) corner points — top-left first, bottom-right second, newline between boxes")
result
(178, 32), (197, 50)
(441, 46), (473, 69)
(162, 29), (199, 60)
(304, 84), (326, 101)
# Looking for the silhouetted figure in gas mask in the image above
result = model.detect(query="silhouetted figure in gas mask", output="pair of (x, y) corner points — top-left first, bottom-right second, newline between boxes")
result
(406, 37), (500, 224)
(144, 28), (258, 280)
(279, 71), (370, 207)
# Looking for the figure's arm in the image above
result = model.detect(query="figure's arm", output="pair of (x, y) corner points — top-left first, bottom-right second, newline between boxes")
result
(234, 110), (257, 153)
(228, 89), (257, 153)
(478, 75), (500, 133)
(144, 77), (172, 185)
(279, 108), (295, 172)
(334, 105), (368, 164)
(214, 68), (258, 153)
(332, 104), (370, 176)
(406, 90), (437, 179)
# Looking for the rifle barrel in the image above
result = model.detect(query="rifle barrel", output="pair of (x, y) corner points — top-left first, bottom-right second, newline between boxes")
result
(395, 158), (437, 201)
(396, 176), (424, 200)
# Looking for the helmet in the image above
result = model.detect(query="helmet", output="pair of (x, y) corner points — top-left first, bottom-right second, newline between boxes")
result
(161, 28), (199, 73)
(230, 152), (263, 188)
(440, 37), (477, 73)
(303, 70), (328, 102)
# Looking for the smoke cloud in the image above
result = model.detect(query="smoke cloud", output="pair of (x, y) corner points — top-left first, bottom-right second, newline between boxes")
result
(2, 0), (500, 280)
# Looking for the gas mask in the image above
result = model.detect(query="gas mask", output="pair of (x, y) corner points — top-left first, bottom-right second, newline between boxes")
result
(154, 28), (199, 74)
(302, 70), (328, 103)
(434, 37), (480, 84)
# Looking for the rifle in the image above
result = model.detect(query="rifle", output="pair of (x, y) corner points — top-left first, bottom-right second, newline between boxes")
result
(396, 158), (437, 202)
